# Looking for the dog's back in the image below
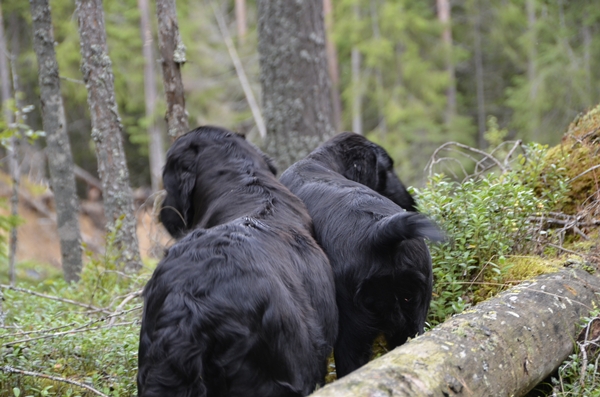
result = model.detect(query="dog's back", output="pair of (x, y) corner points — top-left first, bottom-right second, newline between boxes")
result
(139, 127), (337, 396)
(280, 132), (441, 377)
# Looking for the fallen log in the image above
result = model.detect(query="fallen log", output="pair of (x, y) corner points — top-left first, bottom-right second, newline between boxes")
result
(311, 268), (600, 397)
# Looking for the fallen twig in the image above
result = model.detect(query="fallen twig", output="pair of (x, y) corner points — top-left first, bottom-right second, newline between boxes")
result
(0, 285), (109, 314)
(0, 365), (109, 397)
(3, 306), (141, 347)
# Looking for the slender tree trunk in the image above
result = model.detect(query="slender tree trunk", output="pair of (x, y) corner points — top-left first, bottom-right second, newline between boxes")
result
(75, 0), (141, 271)
(4, 7), (19, 287)
(138, 0), (164, 192)
(351, 46), (362, 135)
(582, 24), (592, 105)
(156, 0), (188, 140)
(526, 0), (539, 141)
(351, 4), (362, 135)
(472, 0), (486, 148)
(310, 269), (600, 397)
(257, 0), (336, 171)
(370, 0), (386, 134)
(0, 3), (9, 313)
(323, 0), (342, 132)
(211, 1), (265, 139)
(437, 0), (456, 126)
(30, 0), (84, 282)
(235, 0), (247, 44)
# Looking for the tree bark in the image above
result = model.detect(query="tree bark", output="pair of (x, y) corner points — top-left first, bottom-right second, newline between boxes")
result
(30, 0), (84, 283)
(0, 3), (18, 286)
(369, 0), (386, 134)
(323, 0), (342, 132)
(310, 269), (600, 397)
(0, 2), (8, 316)
(235, 0), (247, 44)
(137, 0), (164, 192)
(75, 0), (141, 271)
(351, 4), (362, 135)
(526, 0), (539, 141)
(156, 0), (188, 141)
(472, 0), (486, 149)
(257, 0), (336, 171)
(437, 0), (456, 126)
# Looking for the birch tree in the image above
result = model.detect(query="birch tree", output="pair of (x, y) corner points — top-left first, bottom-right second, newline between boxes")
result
(75, 0), (141, 271)
(257, 0), (336, 170)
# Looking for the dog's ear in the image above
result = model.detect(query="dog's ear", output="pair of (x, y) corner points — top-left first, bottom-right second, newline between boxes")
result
(371, 212), (445, 249)
(373, 146), (417, 212)
(340, 147), (378, 187)
(159, 148), (198, 238)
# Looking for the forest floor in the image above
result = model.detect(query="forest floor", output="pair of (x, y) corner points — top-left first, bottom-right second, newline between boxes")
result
(0, 176), (171, 277)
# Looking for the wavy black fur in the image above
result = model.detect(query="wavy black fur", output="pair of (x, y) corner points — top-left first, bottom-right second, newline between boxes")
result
(138, 126), (338, 397)
(280, 132), (443, 378)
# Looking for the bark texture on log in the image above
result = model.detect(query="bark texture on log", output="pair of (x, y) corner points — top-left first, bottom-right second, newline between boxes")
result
(30, 0), (84, 282)
(156, 0), (188, 140)
(75, 0), (141, 271)
(257, 0), (336, 171)
(310, 269), (600, 397)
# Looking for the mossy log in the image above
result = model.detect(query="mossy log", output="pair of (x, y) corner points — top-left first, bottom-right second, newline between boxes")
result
(311, 268), (600, 397)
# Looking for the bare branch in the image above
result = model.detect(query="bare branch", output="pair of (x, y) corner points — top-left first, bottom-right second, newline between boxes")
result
(0, 284), (109, 313)
(3, 306), (141, 347)
(210, 0), (266, 139)
(569, 164), (600, 183)
(0, 366), (109, 397)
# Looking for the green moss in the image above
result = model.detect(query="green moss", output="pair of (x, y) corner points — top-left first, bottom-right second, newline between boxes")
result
(543, 104), (600, 215)
(473, 256), (561, 303)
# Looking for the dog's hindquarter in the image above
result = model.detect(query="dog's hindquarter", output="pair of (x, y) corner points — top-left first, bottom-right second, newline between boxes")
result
(139, 225), (329, 397)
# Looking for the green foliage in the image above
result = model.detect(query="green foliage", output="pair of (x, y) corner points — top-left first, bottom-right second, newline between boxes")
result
(542, 309), (600, 397)
(0, 229), (151, 396)
(414, 142), (568, 325)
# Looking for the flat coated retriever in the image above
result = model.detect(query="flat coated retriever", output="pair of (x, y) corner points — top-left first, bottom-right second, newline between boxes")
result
(280, 132), (443, 378)
(138, 126), (338, 397)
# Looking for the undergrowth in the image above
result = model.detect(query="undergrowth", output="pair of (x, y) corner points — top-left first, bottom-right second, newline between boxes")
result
(0, 240), (151, 396)
(415, 142), (570, 326)
(0, 137), (593, 395)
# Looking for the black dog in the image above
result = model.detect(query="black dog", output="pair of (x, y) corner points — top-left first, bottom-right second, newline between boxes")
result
(138, 126), (338, 397)
(280, 132), (442, 378)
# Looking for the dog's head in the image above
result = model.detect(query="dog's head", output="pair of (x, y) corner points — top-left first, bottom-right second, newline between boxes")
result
(159, 126), (277, 238)
(314, 132), (417, 211)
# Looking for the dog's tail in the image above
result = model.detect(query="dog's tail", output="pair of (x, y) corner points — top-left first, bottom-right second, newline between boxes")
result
(372, 212), (445, 248)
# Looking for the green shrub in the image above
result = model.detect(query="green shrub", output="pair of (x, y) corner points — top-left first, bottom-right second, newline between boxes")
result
(0, 238), (151, 396)
(415, 143), (569, 325)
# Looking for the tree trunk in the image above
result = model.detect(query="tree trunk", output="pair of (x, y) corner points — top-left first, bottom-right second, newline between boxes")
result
(3, 6), (19, 287)
(472, 0), (486, 149)
(351, 46), (362, 135)
(137, 0), (164, 192)
(310, 269), (600, 397)
(257, 0), (336, 171)
(156, 0), (188, 141)
(235, 0), (247, 44)
(351, 4), (362, 135)
(75, 0), (141, 271)
(369, 0), (386, 134)
(526, 0), (539, 141)
(323, 0), (342, 132)
(0, 2), (8, 316)
(437, 0), (456, 126)
(30, 0), (84, 283)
